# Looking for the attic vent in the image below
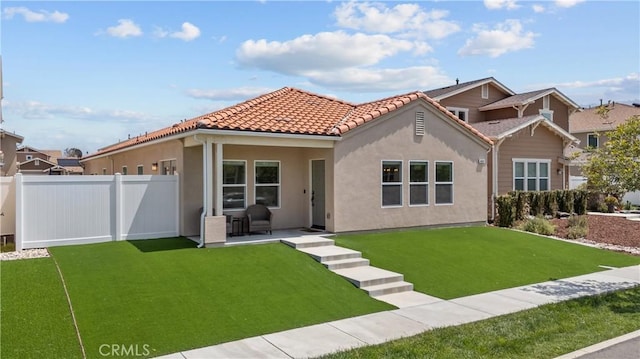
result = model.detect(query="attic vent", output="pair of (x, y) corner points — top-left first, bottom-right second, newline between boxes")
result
(415, 112), (425, 136)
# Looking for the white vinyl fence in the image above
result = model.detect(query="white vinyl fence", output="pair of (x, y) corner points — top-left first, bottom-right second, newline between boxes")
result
(14, 173), (179, 250)
(1, 177), (16, 237)
(569, 175), (640, 205)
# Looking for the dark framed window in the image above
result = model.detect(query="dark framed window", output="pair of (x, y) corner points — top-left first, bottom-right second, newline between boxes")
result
(409, 161), (428, 206)
(223, 160), (246, 210)
(382, 161), (402, 207)
(255, 161), (280, 208)
(435, 161), (453, 204)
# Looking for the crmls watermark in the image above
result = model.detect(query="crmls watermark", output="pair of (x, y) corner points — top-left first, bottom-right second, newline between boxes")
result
(99, 344), (151, 357)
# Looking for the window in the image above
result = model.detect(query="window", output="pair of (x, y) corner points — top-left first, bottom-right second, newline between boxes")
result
(102, 168), (107, 175)
(255, 161), (280, 207)
(514, 160), (550, 191)
(587, 134), (599, 148)
(447, 107), (469, 122)
(481, 84), (489, 99)
(409, 161), (428, 206)
(137, 165), (143, 175)
(121, 166), (127, 175)
(415, 112), (425, 136)
(26, 155), (33, 161)
(161, 159), (176, 175)
(435, 162), (453, 204)
(223, 160), (246, 210)
(382, 161), (402, 207)
(539, 109), (554, 122)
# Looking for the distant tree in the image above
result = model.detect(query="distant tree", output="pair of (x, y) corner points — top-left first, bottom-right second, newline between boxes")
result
(64, 147), (83, 158)
(581, 113), (640, 199)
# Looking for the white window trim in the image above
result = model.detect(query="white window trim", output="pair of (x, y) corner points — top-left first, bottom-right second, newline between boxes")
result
(512, 158), (551, 191)
(381, 160), (403, 208)
(434, 161), (454, 206)
(408, 160), (429, 207)
(137, 165), (144, 175)
(543, 95), (550, 109)
(255, 160), (281, 209)
(481, 84), (489, 99)
(223, 160), (247, 211)
(587, 133), (599, 148)
(34, 159), (40, 166)
(447, 107), (469, 123)
(539, 109), (554, 122)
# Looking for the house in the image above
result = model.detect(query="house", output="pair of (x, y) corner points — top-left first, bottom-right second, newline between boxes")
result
(82, 87), (492, 245)
(568, 101), (640, 204)
(424, 78), (580, 219)
(16, 147), (83, 175)
(0, 129), (24, 176)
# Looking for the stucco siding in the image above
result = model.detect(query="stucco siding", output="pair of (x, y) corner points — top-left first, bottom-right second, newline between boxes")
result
(497, 126), (564, 194)
(333, 102), (489, 232)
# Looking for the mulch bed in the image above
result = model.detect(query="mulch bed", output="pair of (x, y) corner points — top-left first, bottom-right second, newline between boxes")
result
(551, 215), (640, 248)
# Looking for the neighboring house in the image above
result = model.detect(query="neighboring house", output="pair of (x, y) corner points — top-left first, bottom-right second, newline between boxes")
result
(568, 102), (640, 204)
(424, 78), (580, 218)
(16, 146), (82, 175)
(0, 129), (24, 176)
(82, 87), (493, 245)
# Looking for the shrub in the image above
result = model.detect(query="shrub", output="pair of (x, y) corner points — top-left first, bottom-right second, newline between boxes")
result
(573, 190), (588, 215)
(496, 195), (515, 227)
(518, 216), (556, 236)
(567, 215), (588, 228)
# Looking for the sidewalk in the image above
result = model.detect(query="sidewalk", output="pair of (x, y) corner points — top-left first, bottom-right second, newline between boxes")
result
(156, 264), (639, 359)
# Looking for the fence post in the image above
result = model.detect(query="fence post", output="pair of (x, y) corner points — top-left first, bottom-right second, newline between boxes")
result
(14, 174), (23, 251)
(115, 173), (122, 241)
(174, 173), (180, 237)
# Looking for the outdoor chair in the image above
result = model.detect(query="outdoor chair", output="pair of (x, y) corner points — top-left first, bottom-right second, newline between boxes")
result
(246, 204), (273, 235)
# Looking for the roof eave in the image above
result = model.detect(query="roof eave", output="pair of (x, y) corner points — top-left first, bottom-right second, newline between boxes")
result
(431, 78), (515, 101)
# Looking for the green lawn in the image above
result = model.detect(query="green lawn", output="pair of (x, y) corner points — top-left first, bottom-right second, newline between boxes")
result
(324, 286), (640, 359)
(1, 238), (392, 358)
(334, 226), (640, 299)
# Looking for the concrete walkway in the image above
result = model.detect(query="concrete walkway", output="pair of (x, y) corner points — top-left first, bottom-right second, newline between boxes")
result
(156, 264), (640, 359)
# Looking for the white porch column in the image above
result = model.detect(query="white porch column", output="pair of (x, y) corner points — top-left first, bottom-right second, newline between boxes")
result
(205, 138), (214, 216)
(215, 142), (223, 215)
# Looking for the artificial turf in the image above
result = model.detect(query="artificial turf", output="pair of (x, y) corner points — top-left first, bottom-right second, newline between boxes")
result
(334, 226), (640, 299)
(1, 258), (82, 359)
(42, 238), (392, 358)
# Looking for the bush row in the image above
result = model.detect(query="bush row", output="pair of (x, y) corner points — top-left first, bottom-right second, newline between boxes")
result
(496, 190), (588, 227)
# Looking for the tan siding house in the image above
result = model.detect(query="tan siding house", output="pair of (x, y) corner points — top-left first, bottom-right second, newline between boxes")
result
(83, 88), (492, 245)
(425, 78), (580, 220)
(0, 130), (24, 176)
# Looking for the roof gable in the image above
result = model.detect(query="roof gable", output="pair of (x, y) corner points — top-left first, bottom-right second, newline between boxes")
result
(0, 129), (24, 142)
(423, 77), (515, 101)
(471, 115), (578, 143)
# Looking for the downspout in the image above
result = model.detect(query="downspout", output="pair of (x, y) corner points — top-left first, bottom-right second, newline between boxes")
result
(491, 138), (505, 222)
(193, 134), (207, 248)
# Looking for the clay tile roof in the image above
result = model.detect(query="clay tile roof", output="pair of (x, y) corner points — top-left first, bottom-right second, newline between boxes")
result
(569, 103), (640, 133)
(85, 87), (492, 159)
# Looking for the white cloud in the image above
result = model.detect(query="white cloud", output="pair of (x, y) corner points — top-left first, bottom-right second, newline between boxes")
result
(303, 66), (451, 93)
(532, 4), (545, 13)
(152, 26), (169, 39)
(458, 19), (537, 58)
(4, 100), (155, 123)
(106, 19), (143, 38)
(185, 87), (274, 101)
(236, 31), (415, 75)
(529, 73), (640, 106)
(334, 2), (459, 39)
(3, 7), (69, 23)
(551, 73), (639, 90)
(554, 0), (585, 8)
(170, 22), (201, 41)
(484, 0), (519, 10)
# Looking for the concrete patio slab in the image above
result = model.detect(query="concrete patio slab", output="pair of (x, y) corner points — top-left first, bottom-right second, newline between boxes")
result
(373, 291), (443, 308)
(393, 300), (492, 328)
(328, 311), (429, 345)
(450, 292), (539, 316)
(181, 337), (288, 359)
(263, 323), (366, 358)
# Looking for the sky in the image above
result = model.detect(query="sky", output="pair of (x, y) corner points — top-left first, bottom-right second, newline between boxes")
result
(1, 0), (639, 155)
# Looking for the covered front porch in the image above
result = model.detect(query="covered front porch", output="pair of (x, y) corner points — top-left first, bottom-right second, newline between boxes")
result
(182, 131), (337, 246)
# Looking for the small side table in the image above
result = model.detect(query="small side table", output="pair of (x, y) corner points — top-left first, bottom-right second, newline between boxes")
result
(231, 217), (246, 236)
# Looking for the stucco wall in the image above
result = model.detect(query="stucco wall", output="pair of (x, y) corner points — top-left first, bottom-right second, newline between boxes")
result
(333, 102), (489, 232)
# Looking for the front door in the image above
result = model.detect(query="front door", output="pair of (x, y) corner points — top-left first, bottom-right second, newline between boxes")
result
(311, 160), (325, 229)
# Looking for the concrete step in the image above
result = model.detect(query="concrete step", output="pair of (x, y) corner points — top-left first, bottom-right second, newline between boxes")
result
(322, 258), (370, 270)
(298, 245), (362, 262)
(362, 281), (413, 297)
(332, 266), (403, 288)
(281, 237), (334, 249)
